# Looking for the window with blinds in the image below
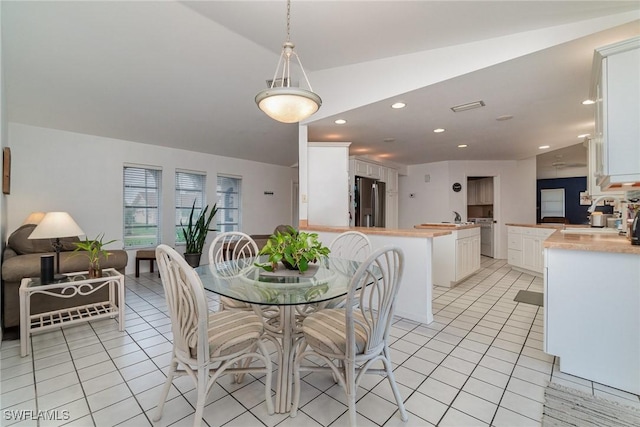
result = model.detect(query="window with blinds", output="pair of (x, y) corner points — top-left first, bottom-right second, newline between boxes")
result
(217, 175), (241, 232)
(175, 170), (206, 243)
(123, 166), (162, 248)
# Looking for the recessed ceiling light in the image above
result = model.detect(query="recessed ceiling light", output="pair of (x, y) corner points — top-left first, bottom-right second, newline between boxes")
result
(539, 145), (550, 149)
(451, 100), (485, 113)
(391, 102), (406, 109)
(582, 99), (595, 105)
(433, 128), (445, 133)
(458, 144), (468, 148)
(578, 133), (590, 138)
(334, 119), (347, 125)
(496, 115), (513, 121)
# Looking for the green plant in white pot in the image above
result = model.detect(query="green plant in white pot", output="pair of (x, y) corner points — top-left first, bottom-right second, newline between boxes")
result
(181, 202), (218, 268)
(255, 226), (330, 273)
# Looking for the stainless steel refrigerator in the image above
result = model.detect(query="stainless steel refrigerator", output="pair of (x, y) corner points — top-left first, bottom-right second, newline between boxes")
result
(355, 176), (386, 227)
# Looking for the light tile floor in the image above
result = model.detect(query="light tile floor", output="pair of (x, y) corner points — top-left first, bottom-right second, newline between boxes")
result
(2, 257), (639, 426)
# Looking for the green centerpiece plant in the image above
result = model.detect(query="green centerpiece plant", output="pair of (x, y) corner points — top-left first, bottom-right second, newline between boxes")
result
(73, 233), (117, 278)
(255, 226), (330, 273)
(181, 202), (218, 268)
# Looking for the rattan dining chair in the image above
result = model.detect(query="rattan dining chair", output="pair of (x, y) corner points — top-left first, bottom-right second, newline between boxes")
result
(297, 231), (372, 320)
(291, 246), (408, 426)
(153, 245), (274, 426)
(208, 231), (259, 311)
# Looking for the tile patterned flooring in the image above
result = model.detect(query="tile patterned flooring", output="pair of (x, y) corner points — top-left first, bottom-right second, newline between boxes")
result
(2, 257), (639, 426)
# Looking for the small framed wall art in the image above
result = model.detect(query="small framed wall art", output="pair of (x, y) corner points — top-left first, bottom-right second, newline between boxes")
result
(3, 147), (11, 195)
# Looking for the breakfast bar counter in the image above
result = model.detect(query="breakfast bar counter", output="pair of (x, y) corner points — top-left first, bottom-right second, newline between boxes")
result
(543, 229), (640, 395)
(301, 225), (452, 324)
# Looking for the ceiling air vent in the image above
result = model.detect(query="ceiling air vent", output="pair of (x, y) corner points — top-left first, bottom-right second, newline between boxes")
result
(451, 100), (485, 113)
(266, 77), (297, 88)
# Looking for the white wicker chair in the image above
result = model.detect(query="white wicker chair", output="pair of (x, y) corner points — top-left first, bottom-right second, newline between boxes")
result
(153, 245), (273, 426)
(329, 231), (371, 262)
(208, 231), (259, 310)
(291, 246), (408, 426)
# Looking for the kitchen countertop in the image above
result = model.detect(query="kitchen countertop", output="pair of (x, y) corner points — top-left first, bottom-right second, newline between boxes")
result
(414, 223), (480, 230)
(301, 225), (452, 238)
(544, 229), (640, 254)
(506, 223), (586, 229)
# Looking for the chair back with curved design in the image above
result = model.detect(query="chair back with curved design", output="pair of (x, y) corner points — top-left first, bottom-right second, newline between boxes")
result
(208, 232), (260, 310)
(329, 231), (371, 262)
(208, 231), (259, 274)
(346, 246), (403, 357)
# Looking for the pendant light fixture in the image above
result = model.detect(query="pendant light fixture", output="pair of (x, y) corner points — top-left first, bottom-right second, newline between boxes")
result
(255, 0), (321, 123)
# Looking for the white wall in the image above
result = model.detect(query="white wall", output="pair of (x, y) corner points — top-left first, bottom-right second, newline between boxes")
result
(399, 158), (537, 259)
(7, 123), (297, 274)
(307, 142), (350, 227)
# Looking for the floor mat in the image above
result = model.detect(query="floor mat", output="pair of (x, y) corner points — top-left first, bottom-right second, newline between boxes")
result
(514, 290), (544, 306)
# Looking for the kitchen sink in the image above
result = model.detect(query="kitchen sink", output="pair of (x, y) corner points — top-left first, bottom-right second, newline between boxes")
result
(560, 228), (620, 235)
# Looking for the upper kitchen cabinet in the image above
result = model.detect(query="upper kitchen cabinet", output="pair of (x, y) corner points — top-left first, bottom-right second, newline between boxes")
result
(352, 158), (384, 180)
(467, 177), (493, 205)
(591, 36), (640, 191)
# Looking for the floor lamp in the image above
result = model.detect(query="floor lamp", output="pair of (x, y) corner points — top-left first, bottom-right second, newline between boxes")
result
(29, 212), (85, 280)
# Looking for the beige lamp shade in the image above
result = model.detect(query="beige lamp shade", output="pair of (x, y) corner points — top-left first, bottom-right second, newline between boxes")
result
(28, 212), (85, 239)
(22, 211), (47, 225)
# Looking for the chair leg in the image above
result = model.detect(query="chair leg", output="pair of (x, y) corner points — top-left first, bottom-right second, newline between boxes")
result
(193, 368), (208, 427)
(383, 349), (408, 421)
(256, 340), (275, 415)
(345, 360), (357, 427)
(153, 358), (178, 422)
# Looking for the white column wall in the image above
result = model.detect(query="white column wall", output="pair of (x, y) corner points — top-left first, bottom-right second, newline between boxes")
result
(7, 123), (297, 274)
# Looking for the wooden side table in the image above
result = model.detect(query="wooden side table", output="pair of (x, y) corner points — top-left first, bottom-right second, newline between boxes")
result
(19, 268), (125, 356)
(135, 249), (157, 277)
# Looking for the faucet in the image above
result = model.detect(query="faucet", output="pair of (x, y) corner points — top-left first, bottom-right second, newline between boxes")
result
(453, 211), (462, 223)
(587, 195), (626, 213)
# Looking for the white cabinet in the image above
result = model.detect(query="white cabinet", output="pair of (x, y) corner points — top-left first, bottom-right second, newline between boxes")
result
(385, 192), (398, 228)
(591, 37), (640, 190)
(507, 226), (555, 275)
(467, 178), (493, 205)
(544, 247), (640, 394)
(352, 159), (384, 180)
(433, 227), (481, 287)
(386, 169), (398, 192)
(456, 232), (481, 281)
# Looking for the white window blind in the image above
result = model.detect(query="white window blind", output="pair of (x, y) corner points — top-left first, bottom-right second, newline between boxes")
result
(123, 166), (162, 248)
(175, 170), (206, 243)
(217, 175), (241, 232)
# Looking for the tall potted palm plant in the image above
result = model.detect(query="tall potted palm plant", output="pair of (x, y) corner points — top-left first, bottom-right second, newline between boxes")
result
(181, 202), (217, 268)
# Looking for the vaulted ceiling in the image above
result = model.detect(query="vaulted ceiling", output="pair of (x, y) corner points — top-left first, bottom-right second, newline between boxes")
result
(3, 1), (639, 167)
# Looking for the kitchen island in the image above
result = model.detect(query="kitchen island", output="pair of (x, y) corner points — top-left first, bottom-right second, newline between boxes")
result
(544, 229), (640, 394)
(301, 225), (452, 324)
(415, 223), (481, 288)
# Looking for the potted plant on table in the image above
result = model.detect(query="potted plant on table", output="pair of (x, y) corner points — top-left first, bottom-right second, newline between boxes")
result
(74, 233), (117, 278)
(181, 202), (218, 268)
(255, 226), (330, 273)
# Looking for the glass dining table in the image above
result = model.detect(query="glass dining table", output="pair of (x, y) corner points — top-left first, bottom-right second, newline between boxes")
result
(195, 256), (362, 414)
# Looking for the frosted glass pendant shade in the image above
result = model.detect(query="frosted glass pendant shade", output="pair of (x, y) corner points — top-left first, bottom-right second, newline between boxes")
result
(256, 87), (321, 124)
